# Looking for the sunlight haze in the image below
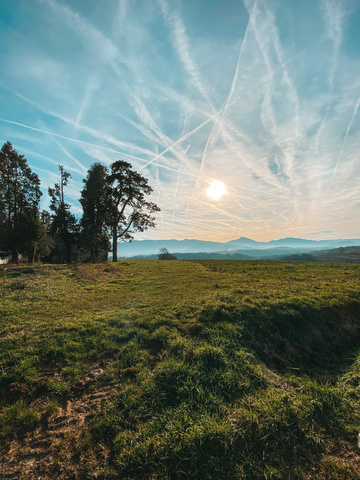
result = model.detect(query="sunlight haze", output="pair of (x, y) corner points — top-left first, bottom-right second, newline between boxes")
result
(206, 180), (228, 201)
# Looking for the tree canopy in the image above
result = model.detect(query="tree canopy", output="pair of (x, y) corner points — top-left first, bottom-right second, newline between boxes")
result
(0, 142), (160, 263)
(0, 142), (43, 263)
(48, 165), (78, 263)
(80, 162), (110, 263)
(107, 160), (161, 262)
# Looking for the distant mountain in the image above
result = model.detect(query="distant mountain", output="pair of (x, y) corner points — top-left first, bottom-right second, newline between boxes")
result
(120, 251), (254, 261)
(117, 237), (360, 260)
(118, 239), (229, 256)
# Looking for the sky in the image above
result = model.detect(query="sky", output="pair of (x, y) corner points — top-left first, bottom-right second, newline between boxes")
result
(1, 0), (360, 243)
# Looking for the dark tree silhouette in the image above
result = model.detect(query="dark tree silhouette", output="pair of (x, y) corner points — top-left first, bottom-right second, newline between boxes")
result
(30, 214), (52, 263)
(106, 160), (160, 262)
(48, 165), (78, 263)
(0, 142), (42, 263)
(80, 163), (110, 262)
(158, 248), (177, 260)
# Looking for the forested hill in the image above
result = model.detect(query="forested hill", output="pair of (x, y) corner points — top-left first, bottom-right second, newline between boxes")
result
(117, 236), (360, 259)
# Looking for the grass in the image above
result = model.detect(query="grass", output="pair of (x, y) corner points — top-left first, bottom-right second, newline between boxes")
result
(0, 260), (360, 479)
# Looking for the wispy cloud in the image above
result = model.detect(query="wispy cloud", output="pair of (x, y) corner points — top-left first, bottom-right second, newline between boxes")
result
(1, 0), (360, 241)
(0, 117), (151, 164)
(158, 0), (213, 107)
(313, 0), (346, 152)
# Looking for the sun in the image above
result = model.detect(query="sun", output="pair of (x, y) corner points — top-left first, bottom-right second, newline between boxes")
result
(206, 180), (228, 200)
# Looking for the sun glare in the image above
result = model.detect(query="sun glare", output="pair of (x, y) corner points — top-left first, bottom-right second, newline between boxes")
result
(206, 180), (228, 200)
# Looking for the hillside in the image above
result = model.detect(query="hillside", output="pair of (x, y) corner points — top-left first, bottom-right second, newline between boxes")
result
(122, 245), (360, 263)
(1, 261), (360, 479)
(315, 247), (360, 264)
(117, 236), (360, 259)
(279, 247), (360, 264)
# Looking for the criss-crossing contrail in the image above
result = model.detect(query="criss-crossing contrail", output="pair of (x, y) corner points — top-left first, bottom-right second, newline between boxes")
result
(0, 116), (199, 178)
(0, 117), (150, 164)
(1, 46), (306, 179)
(139, 47), (307, 172)
(333, 93), (360, 177)
(197, 0), (258, 183)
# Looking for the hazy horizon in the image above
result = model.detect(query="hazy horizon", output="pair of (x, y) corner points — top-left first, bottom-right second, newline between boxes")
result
(1, 0), (360, 243)
(117, 234), (360, 243)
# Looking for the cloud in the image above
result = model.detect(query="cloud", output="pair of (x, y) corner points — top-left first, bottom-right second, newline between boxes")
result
(1, 0), (360, 241)
(0, 117), (151, 164)
(158, 0), (213, 106)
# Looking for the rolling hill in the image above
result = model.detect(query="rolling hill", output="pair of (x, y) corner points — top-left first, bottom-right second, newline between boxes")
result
(117, 236), (360, 261)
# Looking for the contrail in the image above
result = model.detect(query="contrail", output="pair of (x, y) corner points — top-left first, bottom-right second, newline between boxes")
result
(197, 1), (257, 184)
(333, 92), (360, 176)
(0, 117), (152, 164)
(2, 47), (305, 178)
(51, 138), (88, 175)
(138, 110), (221, 170)
(139, 47), (307, 172)
(0, 116), (198, 178)
(344, 94), (360, 141)
(314, 1), (344, 153)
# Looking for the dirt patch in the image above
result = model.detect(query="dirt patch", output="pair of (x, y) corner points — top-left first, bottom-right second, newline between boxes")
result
(0, 365), (118, 480)
(306, 440), (360, 479)
(75, 263), (132, 282)
(75, 265), (101, 282)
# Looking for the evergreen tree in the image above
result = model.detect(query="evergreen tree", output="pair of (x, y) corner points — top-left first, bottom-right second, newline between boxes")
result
(48, 165), (77, 263)
(80, 163), (110, 262)
(30, 214), (53, 262)
(106, 160), (160, 262)
(0, 142), (42, 263)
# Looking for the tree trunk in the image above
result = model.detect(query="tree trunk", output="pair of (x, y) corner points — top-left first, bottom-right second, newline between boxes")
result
(64, 237), (72, 263)
(31, 243), (37, 264)
(11, 249), (20, 264)
(112, 227), (117, 262)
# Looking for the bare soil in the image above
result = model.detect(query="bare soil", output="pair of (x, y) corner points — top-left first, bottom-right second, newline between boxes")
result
(0, 365), (118, 480)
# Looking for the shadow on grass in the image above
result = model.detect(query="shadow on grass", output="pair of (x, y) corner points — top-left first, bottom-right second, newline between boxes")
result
(198, 300), (360, 380)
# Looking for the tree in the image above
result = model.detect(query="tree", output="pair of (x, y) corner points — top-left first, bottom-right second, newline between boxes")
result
(158, 248), (177, 260)
(29, 211), (53, 263)
(48, 165), (78, 263)
(80, 163), (110, 262)
(106, 160), (160, 262)
(0, 142), (42, 263)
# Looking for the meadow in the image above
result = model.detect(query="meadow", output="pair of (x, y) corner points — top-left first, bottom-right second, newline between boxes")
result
(1, 260), (360, 479)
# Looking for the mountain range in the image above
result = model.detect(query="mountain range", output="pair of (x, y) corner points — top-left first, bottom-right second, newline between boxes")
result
(117, 237), (360, 260)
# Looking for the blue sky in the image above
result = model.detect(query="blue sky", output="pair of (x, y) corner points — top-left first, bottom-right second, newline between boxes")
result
(1, 0), (360, 242)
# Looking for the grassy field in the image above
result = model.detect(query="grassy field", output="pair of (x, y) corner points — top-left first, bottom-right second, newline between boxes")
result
(1, 260), (360, 479)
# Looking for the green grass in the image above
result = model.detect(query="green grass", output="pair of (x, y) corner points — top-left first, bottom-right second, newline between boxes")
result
(1, 260), (360, 479)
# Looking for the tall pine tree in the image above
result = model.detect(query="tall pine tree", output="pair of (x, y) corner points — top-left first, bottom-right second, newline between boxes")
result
(0, 142), (42, 263)
(80, 163), (110, 262)
(48, 165), (77, 263)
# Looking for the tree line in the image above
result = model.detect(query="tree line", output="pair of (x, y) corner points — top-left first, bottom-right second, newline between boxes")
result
(0, 142), (160, 264)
